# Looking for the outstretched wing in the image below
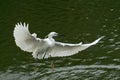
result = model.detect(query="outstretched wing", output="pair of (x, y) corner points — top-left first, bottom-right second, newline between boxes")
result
(49, 36), (104, 57)
(13, 22), (41, 52)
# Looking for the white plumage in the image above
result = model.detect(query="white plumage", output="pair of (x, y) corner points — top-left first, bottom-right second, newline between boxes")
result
(13, 22), (104, 59)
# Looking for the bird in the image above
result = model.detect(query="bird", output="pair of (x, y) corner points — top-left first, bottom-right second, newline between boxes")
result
(13, 22), (104, 60)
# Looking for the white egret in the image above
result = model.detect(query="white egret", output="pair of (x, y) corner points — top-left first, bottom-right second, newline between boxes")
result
(13, 22), (104, 60)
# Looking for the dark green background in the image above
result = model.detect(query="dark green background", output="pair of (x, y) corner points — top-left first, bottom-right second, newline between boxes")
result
(0, 0), (120, 80)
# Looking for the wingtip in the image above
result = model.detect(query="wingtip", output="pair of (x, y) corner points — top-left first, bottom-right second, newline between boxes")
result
(91, 36), (104, 45)
(99, 36), (105, 40)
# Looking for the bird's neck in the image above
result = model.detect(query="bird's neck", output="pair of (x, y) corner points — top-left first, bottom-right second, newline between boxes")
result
(48, 36), (55, 42)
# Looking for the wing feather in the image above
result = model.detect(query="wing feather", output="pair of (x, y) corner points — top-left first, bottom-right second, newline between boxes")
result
(49, 36), (104, 57)
(13, 22), (41, 52)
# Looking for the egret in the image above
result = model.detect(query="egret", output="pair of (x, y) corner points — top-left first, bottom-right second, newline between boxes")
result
(13, 23), (104, 60)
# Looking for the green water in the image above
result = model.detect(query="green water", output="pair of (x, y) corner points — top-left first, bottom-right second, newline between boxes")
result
(0, 0), (120, 80)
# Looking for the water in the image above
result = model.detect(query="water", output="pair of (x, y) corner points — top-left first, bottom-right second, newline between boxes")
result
(0, 0), (120, 80)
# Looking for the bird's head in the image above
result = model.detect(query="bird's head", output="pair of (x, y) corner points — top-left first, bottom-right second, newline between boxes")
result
(46, 32), (58, 38)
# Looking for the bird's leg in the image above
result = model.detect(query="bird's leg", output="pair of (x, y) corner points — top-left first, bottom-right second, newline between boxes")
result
(42, 48), (50, 65)
(50, 60), (54, 70)
(49, 55), (54, 70)
(42, 48), (50, 59)
(42, 51), (47, 59)
(42, 48), (54, 69)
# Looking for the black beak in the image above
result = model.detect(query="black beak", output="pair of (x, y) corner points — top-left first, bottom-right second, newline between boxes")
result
(58, 34), (65, 36)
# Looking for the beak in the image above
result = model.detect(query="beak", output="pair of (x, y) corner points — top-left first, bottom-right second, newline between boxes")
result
(58, 34), (65, 37)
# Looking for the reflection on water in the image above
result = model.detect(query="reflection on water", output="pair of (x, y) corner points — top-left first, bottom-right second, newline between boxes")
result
(0, 0), (120, 80)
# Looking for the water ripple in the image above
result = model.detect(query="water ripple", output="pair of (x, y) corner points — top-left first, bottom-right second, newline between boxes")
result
(0, 65), (120, 80)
